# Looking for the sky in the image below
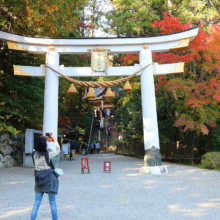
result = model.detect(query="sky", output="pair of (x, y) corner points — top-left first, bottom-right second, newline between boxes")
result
(85, 0), (116, 37)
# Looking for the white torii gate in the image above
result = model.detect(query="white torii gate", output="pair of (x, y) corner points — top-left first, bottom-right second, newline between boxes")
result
(0, 27), (199, 174)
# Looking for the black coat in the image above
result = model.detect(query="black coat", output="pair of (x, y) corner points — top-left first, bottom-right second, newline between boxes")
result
(35, 170), (59, 195)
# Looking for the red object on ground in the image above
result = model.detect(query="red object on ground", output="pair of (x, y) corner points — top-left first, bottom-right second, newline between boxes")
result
(104, 161), (111, 173)
(81, 158), (89, 169)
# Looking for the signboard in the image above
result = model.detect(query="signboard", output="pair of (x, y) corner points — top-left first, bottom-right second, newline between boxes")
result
(62, 144), (69, 155)
(81, 158), (89, 169)
(93, 51), (105, 71)
(81, 158), (90, 174)
(101, 100), (104, 109)
(104, 161), (111, 173)
(88, 46), (110, 74)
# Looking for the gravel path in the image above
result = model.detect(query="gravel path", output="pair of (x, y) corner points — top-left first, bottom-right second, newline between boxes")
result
(1, 153), (220, 220)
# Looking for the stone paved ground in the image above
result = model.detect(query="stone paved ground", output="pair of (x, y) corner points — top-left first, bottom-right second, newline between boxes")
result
(1, 153), (220, 220)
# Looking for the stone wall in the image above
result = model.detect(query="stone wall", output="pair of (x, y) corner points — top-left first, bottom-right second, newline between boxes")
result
(0, 133), (25, 168)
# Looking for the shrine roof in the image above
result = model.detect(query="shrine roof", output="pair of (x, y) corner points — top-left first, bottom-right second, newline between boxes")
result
(62, 124), (85, 136)
(83, 88), (107, 99)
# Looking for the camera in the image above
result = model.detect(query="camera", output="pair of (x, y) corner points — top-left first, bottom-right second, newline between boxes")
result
(45, 133), (52, 137)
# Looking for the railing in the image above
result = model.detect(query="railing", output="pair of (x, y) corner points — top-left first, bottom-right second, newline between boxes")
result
(106, 116), (108, 147)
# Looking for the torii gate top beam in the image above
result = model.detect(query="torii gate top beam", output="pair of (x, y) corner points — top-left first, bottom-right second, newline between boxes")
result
(0, 27), (199, 54)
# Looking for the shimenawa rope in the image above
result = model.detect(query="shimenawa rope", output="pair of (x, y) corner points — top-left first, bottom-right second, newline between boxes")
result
(44, 63), (153, 88)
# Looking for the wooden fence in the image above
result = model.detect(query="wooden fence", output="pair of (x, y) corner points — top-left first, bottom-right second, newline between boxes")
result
(116, 142), (145, 159)
(160, 141), (193, 165)
(116, 141), (194, 164)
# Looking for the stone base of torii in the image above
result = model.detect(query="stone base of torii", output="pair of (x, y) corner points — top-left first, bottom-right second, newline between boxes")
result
(0, 27), (199, 174)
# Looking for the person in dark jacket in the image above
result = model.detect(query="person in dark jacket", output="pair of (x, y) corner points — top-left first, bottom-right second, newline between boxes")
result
(90, 143), (93, 154)
(93, 141), (96, 153)
(96, 108), (100, 120)
(31, 134), (60, 220)
(107, 124), (112, 136)
(70, 139), (76, 161)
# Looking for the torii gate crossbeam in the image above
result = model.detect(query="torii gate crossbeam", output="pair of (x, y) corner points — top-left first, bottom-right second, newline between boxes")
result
(0, 27), (199, 174)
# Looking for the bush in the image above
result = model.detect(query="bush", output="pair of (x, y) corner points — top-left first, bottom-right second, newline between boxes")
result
(201, 152), (220, 169)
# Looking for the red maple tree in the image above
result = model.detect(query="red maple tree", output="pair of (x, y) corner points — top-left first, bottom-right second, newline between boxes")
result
(117, 12), (220, 135)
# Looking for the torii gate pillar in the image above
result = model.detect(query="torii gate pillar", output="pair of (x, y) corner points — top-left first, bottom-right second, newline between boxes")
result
(140, 49), (167, 174)
(43, 50), (59, 162)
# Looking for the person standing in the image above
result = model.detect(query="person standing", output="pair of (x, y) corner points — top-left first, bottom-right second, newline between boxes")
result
(96, 142), (100, 154)
(107, 108), (111, 118)
(102, 109), (105, 117)
(107, 124), (112, 136)
(90, 143), (93, 154)
(94, 109), (97, 118)
(79, 142), (82, 155)
(93, 141), (96, 154)
(31, 134), (60, 220)
(96, 120), (100, 130)
(96, 108), (100, 120)
(96, 108), (100, 119)
(82, 142), (86, 155)
(70, 139), (76, 161)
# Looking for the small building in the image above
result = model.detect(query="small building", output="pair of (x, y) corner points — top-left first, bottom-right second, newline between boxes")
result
(62, 124), (85, 140)
(83, 87), (118, 109)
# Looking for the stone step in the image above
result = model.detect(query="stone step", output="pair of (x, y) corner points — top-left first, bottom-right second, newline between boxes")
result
(89, 117), (117, 154)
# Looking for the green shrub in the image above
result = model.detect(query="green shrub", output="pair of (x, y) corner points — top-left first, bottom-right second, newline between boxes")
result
(201, 152), (220, 169)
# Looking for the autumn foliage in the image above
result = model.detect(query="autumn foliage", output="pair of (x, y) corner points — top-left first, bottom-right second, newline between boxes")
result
(151, 12), (193, 34)
(0, 0), (87, 37)
(152, 14), (220, 135)
(117, 12), (220, 135)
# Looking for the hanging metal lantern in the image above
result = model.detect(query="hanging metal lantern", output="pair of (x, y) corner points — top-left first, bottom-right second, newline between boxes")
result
(68, 84), (78, 94)
(105, 88), (115, 98)
(123, 80), (132, 91)
(86, 88), (96, 99)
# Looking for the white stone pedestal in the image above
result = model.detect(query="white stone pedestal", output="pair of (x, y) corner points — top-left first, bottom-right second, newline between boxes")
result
(139, 166), (168, 175)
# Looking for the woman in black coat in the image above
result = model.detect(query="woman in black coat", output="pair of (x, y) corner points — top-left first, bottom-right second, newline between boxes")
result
(31, 134), (60, 220)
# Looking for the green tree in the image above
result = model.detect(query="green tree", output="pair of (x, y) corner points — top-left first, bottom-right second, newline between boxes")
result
(0, 0), (88, 134)
(104, 0), (169, 36)
(0, 0), (87, 37)
(104, 0), (220, 37)
(0, 41), (45, 133)
(170, 0), (220, 25)
(112, 81), (143, 143)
